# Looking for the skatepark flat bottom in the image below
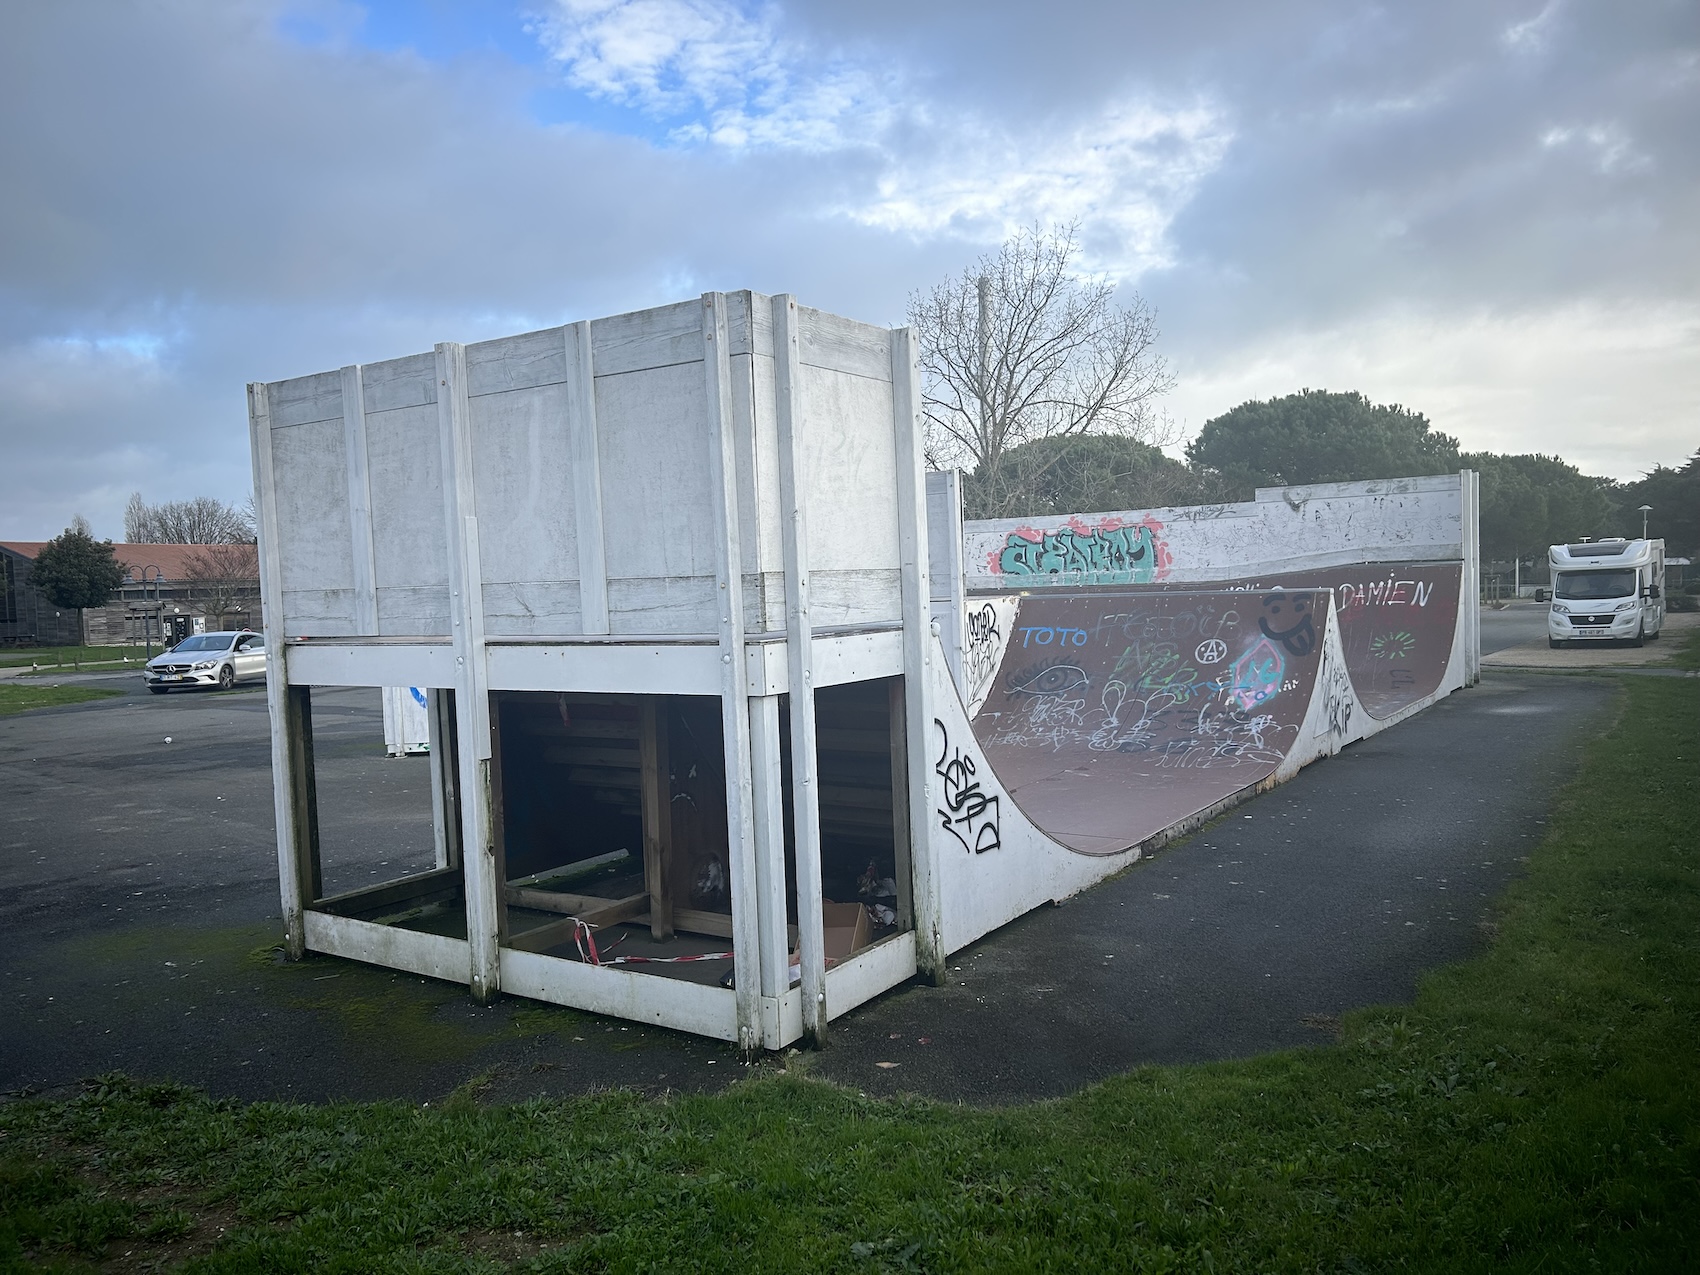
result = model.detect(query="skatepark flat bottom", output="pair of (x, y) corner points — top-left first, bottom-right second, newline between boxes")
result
(1, 670), (1613, 1105)
(813, 669), (1614, 1103)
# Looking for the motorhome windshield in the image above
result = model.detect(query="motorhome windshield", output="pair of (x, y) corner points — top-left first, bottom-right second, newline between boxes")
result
(1554, 570), (1635, 601)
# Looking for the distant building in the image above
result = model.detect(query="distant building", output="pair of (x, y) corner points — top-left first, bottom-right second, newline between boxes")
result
(0, 541), (260, 646)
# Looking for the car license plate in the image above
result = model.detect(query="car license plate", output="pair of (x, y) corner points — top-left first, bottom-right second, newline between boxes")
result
(162, 674), (182, 681)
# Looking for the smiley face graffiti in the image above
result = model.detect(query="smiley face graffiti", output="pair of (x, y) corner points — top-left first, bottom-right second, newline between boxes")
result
(1258, 592), (1316, 658)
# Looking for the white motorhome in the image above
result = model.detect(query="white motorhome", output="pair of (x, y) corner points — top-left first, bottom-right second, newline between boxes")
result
(1547, 538), (1665, 648)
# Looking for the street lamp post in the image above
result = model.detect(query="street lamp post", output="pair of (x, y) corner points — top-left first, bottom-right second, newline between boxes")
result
(1638, 505), (1652, 539)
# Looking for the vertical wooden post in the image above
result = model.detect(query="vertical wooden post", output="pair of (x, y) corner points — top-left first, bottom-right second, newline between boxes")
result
(772, 294), (827, 1045)
(249, 381), (314, 960)
(1463, 469), (1482, 685)
(565, 321), (610, 635)
(426, 688), (461, 870)
(703, 292), (762, 1058)
(886, 678), (913, 934)
(283, 685), (323, 910)
(438, 341), (502, 1004)
(748, 693), (791, 1045)
(891, 327), (945, 986)
(341, 363), (379, 635)
(639, 698), (675, 940)
(926, 470), (966, 697)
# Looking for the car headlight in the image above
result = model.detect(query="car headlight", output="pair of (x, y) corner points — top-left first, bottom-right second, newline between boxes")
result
(1614, 600), (1638, 612)
(192, 660), (218, 670)
(1551, 603), (1569, 615)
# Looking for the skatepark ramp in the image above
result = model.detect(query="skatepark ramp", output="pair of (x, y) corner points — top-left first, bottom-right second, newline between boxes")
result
(924, 472), (1480, 954)
(249, 284), (1479, 1047)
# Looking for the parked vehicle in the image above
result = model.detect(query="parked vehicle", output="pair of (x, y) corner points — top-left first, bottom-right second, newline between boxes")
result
(144, 630), (267, 692)
(1547, 539), (1665, 648)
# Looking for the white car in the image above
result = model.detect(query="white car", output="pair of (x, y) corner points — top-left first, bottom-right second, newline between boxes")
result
(144, 630), (267, 693)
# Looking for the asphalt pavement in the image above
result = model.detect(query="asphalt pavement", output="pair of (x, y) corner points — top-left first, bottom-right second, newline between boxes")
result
(1, 663), (1614, 1106)
(1478, 600), (1553, 653)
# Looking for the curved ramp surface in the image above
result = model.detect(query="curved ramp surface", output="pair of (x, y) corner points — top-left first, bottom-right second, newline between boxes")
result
(996, 562), (1464, 720)
(971, 589), (1327, 856)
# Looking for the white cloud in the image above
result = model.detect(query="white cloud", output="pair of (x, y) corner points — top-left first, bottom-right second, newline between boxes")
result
(853, 102), (1230, 276)
(532, 0), (1232, 274)
(1539, 123), (1649, 174)
(533, 0), (885, 149)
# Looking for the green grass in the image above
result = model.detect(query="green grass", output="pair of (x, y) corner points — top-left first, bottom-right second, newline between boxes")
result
(1671, 625), (1700, 671)
(2, 678), (1696, 1273)
(0, 646), (145, 670)
(0, 684), (124, 717)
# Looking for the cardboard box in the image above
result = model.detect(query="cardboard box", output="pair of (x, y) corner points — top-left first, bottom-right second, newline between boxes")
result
(821, 901), (872, 968)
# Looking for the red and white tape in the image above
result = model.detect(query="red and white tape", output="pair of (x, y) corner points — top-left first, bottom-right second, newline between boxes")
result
(571, 918), (732, 967)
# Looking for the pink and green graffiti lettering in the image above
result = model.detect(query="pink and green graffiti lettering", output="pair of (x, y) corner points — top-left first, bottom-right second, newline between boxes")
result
(998, 523), (1163, 585)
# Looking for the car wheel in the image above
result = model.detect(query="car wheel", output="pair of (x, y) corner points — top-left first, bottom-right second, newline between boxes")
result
(1548, 638), (1563, 649)
(148, 686), (169, 695)
(1630, 622), (1645, 649)
(217, 664), (236, 690)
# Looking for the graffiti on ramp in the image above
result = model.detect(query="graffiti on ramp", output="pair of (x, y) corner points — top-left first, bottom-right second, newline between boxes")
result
(971, 590), (1326, 856)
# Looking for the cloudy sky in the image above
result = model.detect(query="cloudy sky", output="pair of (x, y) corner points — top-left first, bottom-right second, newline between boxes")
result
(3, 0), (1695, 540)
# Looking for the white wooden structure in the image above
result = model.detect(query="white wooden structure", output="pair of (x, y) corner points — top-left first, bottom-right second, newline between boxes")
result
(250, 293), (939, 1055)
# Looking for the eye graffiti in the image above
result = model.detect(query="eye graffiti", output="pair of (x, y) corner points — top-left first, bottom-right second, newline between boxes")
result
(934, 718), (1001, 855)
(1194, 638), (1228, 665)
(1258, 592), (1316, 658)
(1369, 631), (1416, 659)
(1004, 663), (1089, 697)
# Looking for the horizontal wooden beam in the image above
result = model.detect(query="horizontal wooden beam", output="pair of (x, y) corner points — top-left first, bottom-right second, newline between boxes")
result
(507, 885), (628, 915)
(312, 865), (463, 918)
(505, 892), (652, 954)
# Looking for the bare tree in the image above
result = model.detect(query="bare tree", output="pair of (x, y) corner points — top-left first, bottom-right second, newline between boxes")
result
(125, 493), (252, 544)
(182, 542), (261, 626)
(908, 223), (1176, 517)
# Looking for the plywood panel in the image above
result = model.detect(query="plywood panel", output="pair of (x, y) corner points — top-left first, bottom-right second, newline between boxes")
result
(363, 400), (451, 634)
(466, 326), (568, 397)
(271, 416), (356, 620)
(796, 364), (901, 626)
(597, 362), (720, 584)
(375, 585), (453, 636)
(268, 370), (343, 427)
(589, 300), (703, 376)
(280, 588), (358, 636)
(468, 382), (579, 607)
(807, 569), (903, 627)
(361, 353), (437, 414)
(799, 306), (892, 381)
(481, 581), (582, 635)
(605, 575), (717, 635)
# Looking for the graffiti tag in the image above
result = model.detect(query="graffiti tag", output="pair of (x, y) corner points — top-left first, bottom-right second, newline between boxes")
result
(963, 602), (1004, 708)
(1228, 637), (1285, 711)
(1336, 577), (1435, 611)
(1019, 625), (1089, 648)
(934, 718), (1001, 854)
(999, 524), (1162, 585)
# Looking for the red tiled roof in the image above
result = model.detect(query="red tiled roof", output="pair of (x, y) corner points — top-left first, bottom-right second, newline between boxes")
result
(0, 541), (247, 584)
